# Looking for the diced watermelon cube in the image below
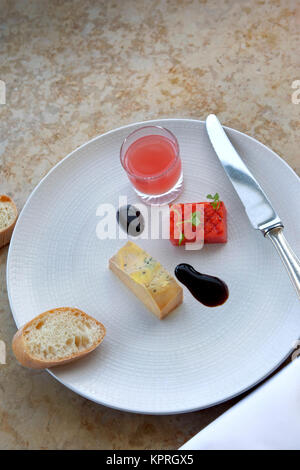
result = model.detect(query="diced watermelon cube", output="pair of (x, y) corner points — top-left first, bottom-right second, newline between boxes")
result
(169, 202), (227, 246)
(203, 202), (227, 243)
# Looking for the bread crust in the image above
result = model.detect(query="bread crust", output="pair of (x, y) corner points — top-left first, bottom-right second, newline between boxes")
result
(12, 307), (106, 369)
(0, 195), (18, 248)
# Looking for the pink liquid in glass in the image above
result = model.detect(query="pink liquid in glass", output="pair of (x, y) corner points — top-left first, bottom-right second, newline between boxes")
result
(123, 134), (182, 195)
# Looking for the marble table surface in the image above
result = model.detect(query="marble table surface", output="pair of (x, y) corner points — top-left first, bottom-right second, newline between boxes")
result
(0, 0), (299, 450)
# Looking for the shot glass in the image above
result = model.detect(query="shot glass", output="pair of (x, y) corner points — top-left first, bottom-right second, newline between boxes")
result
(120, 126), (183, 205)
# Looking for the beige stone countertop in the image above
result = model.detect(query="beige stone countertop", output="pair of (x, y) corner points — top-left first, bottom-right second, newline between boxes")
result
(0, 0), (299, 450)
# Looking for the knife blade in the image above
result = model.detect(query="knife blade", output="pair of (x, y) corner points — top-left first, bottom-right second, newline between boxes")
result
(205, 114), (282, 234)
(205, 114), (300, 300)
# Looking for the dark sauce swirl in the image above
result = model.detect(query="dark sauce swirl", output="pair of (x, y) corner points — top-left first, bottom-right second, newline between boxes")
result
(116, 205), (144, 237)
(175, 263), (229, 307)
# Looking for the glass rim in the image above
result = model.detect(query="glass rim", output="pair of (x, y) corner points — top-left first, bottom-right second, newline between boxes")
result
(120, 125), (180, 181)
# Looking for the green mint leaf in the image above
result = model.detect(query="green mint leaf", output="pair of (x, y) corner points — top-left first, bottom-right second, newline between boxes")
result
(212, 201), (220, 210)
(179, 232), (185, 246)
(207, 192), (221, 210)
(191, 211), (202, 227)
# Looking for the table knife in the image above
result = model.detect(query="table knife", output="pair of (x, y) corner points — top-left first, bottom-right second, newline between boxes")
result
(206, 114), (300, 299)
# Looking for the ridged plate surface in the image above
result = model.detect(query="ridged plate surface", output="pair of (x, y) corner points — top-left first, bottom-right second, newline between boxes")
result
(7, 119), (300, 414)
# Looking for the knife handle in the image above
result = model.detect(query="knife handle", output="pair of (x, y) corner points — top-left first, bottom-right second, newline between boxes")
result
(266, 226), (300, 300)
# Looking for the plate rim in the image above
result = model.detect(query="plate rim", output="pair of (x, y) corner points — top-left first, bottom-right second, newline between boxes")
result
(6, 118), (299, 414)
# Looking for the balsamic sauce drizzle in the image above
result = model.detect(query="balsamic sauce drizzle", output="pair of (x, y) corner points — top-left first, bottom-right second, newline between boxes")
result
(175, 263), (229, 307)
(116, 205), (144, 237)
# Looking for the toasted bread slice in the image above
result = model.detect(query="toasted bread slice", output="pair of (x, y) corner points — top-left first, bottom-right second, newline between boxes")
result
(12, 307), (106, 369)
(109, 241), (183, 319)
(0, 195), (18, 248)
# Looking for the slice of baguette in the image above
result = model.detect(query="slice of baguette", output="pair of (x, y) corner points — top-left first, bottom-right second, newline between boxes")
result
(12, 307), (106, 369)
(0, 195), (18, 248)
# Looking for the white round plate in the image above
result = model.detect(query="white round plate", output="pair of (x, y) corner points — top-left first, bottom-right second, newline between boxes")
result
(7, 119), (300, 414)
